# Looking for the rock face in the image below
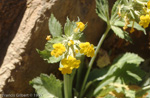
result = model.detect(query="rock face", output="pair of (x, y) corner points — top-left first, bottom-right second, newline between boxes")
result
(0, 0), (105, 97)
(0, 0), (59, 96)
(0, 0), (150, 97)
(0, 0), (27, 66)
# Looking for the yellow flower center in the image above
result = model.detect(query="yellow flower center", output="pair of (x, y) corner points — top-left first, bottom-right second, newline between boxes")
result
(68, 40), (74, 46)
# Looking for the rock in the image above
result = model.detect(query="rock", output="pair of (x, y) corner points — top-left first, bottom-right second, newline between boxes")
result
(0, 0), (58, 96)
(0, 0), (27, 65)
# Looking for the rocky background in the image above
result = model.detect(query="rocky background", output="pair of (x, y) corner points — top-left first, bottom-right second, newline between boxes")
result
(0, 0), (149, 98)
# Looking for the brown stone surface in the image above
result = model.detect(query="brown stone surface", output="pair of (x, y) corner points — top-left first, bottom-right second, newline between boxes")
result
(0, 0), (27, 65)
(0, 0), (58, 97)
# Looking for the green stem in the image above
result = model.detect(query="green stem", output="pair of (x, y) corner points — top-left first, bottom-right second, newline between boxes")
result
(79, 25), (111, 98)
(64, 70), (76, 98)
(76, 55), (85, 92)
(64, 74), (72, 98)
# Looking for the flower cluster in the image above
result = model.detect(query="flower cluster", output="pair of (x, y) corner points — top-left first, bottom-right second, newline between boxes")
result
(117, 0), (150, 31)
(48, 22), (95, 74)
(139, 15), (150, 28)
(138, 1), (150, 28)
(79, 42), (95, 57)
(51, 43), (66, 57)
(51, 41), (95, 74)
(59, 56), (81, 74)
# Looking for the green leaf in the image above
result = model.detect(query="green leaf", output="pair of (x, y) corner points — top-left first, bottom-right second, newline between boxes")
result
(142, 73), (150, 87)
(64, 18), (76, 36)
(114, 85), (124, 93)
(112, 52), (144, 67)
(36, 49), (50, 61)
(130, 21), (146, 35)
(49, 37), (64, 43)
(103, 94), (117, 98)
(82, 68), (109, 97)
(126, 70), (142, 81)
(111, 0), (121, 16)
(119, 64), (145, 84)
(111, 0), (122, 22)
(111, 26), (132, 42)
(45, 42), (53, 52)
(111, 26), (124, 38)
(87, 68), (108, 82)
(96, 0), (109, 22)
(73, 33), (83, 40)
(49, 14), (62, 37)
(30, 74), (63, 98)
(113, 21), (124, 27)
(114, 21), (146, 34)
(97, 85), (115, 97)
(94, 76), (116, 96)
(48, 56), (61, 63)
(93, 53), (145, 96)
(105, 53), (144, 78)
(125, 90), (136, 98)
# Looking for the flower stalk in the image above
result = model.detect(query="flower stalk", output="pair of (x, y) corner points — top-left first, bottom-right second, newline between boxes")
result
(64, 74), (72, 98)
(64, 69), (76, 98)
(79, 25), (111, 98)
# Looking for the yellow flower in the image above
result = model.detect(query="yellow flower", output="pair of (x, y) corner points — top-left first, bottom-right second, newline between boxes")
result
(46, 35), (51, 40)
(139, 14), (150, 28)
(51, 43), (66, 57)
(76, 22), (85, 32)
(59, 66), (72, 74)
(79, 42), (95, 57)
(68, 40), (74, 46)
(147, 0), (150, 9)
(59, 56), (81, 74)
(61, 56), (81, 69)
